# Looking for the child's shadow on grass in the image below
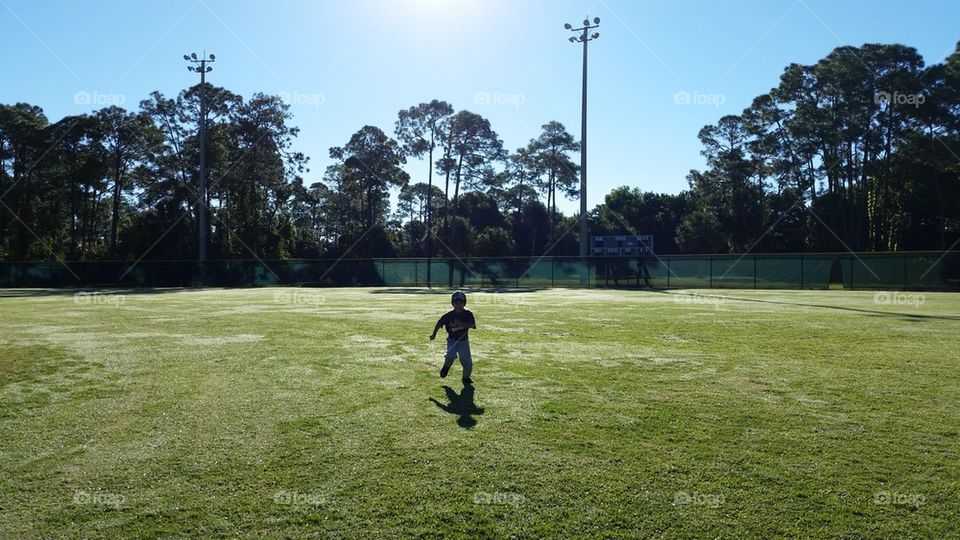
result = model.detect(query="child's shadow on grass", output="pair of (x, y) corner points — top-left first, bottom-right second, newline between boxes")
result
(429, 385), (484, 429)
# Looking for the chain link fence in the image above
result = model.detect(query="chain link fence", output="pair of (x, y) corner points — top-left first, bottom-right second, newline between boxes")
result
(1, 252), (957, 290)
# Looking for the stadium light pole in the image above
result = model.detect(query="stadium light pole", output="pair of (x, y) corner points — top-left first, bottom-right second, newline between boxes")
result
(565, 17), (599, 265)
(184, 51), (215, 262)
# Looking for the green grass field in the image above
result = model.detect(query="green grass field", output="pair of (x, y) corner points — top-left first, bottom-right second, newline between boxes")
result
(2, 287), (958, 538)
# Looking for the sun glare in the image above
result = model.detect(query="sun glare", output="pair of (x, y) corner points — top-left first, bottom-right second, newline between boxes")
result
(384, 0), (489, 29)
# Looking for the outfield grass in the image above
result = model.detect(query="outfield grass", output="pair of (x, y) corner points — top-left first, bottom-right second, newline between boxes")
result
(1, 287), (958, 538)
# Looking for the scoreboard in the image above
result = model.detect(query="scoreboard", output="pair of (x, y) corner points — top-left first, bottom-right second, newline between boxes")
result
(589, 235), (654, 256)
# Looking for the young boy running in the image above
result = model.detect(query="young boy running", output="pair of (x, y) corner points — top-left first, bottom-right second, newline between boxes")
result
(429, 290), (477, 386)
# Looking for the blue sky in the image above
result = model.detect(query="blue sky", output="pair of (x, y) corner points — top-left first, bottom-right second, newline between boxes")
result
(2, 0), (959, 215)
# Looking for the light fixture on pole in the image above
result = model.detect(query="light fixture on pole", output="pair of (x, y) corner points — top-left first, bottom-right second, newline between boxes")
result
(564, 17), (599, 262)
(184, 51), (215, 262)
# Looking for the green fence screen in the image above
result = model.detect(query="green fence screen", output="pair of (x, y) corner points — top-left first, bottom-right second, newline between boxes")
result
(0, 252), (957, 290)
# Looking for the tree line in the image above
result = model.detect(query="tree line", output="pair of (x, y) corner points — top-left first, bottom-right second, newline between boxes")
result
(1, 41), (958, 262)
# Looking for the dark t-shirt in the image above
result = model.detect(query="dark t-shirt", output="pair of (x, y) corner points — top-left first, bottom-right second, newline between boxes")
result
(437, 309), (475, 340)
